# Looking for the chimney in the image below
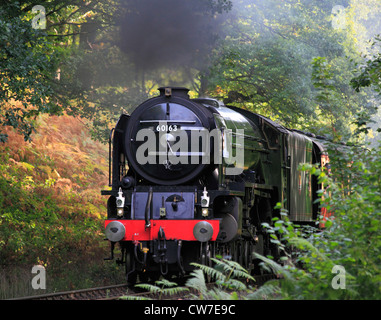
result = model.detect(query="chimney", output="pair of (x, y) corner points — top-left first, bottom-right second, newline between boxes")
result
(158, 87), (190, 99)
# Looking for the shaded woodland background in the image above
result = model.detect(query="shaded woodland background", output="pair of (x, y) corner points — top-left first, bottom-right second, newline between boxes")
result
(1, 0), (381, 299)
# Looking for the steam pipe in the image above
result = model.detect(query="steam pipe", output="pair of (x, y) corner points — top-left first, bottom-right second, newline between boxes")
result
(145, 187), (153, 228)
(108, 128), (114, 187)
(177, 240), (185, 275)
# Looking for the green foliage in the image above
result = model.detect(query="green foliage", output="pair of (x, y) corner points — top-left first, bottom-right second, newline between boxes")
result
(0, 4), (57, 142)
(205, 0), (377, 139)
(0, 167), (102, 266)
(0, 1), (119, 142)
(1, 0), (379, 143)
(185, 258), (254, 300)
(255, 144), (381, 299)
(351, 37), (381, 94)
(126, 279), (190, 300)
(123, 258), (254, 300)
(189, 258), (254, 295)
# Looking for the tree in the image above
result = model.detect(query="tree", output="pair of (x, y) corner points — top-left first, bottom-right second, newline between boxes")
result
(351, 38), (381, 94)
(0, 1), (116, 141)
(1, 1), (233, 143)
(1, 3), (58, 142)
(204, 0), (377, 139)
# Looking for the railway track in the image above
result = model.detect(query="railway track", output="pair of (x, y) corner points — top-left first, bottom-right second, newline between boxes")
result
(10, 273), (278, 300)
(9, 283), (134, 300)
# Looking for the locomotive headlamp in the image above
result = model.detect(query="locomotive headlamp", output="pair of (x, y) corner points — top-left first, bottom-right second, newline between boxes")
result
(116, 187), (125, 217)
(200, 187), (210, 217)
(117, 208), (124, 217)
(200, 187), (210, 207)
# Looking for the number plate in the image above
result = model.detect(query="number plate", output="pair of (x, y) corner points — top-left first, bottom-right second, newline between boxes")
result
(156, 124), (179, 132)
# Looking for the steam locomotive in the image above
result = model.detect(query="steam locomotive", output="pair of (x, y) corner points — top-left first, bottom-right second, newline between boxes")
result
(102, 87), (329, 283)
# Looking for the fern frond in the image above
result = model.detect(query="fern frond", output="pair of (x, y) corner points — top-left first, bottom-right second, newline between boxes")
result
(246, 280), (281, 300)
(232, 269), (255, 281)
(253, 253), (293, 280)
(161, 286), (190, 296)
(134, 280), (189, 299)
(212, 258), (255, 282)
(218, 278), (248, 291)
(213, 258), (247, 272)
(288, 237), (329, 261)
(135, 283), (162, 294)
(186, 269), (208, 294)
(190, 262), (225, 281)
(207, 288), (236, 300)
(155, 279), (178, 288)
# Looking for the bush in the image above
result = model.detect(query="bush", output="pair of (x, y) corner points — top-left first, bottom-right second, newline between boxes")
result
(257, 143), (381, 299)
(0, 115), (111, 297)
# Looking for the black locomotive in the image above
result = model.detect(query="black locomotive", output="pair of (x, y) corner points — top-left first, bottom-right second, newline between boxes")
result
(102, 87), (329, 283)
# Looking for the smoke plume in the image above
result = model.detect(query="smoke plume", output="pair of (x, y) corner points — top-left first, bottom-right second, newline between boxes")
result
(117, 0), (229, 71)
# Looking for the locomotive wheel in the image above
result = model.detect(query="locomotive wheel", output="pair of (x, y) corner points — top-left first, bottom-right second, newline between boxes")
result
(243, 241), (251, 270)
(200, 242), (213, 282)
(237, 241), (244, 266)
(251, 198), (280, 273)
(125, 249), (137, 285)
(138, 271), (160, 283)
(138, 271), (149, 283)
(261, 200), (281, 262)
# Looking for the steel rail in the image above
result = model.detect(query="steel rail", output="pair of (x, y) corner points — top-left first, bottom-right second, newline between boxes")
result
(9, 283), (130, 300)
